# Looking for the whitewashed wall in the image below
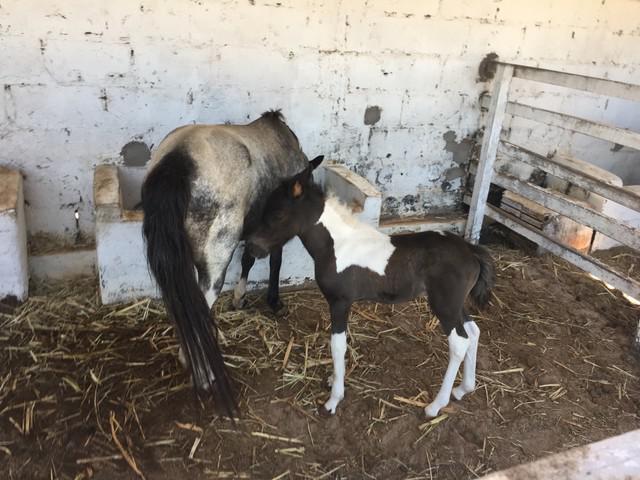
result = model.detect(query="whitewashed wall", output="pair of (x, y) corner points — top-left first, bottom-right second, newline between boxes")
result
(0, 0), (638, 243)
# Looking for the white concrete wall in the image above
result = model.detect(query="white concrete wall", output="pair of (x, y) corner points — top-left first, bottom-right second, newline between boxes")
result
(0, 0), (639, 243)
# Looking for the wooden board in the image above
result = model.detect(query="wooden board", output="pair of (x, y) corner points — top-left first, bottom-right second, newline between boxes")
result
(479, 428), (640, 480)
(465, 64), (514, 243)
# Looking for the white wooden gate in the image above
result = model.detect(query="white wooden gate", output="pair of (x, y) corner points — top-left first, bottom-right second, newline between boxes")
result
(465, 61), (640, 347)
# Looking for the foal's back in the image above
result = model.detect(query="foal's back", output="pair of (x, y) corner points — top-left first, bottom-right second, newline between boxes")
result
(393, 231), (482, 272)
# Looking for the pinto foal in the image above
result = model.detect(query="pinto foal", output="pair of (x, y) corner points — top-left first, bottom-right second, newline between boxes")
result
(248, 166), (495, 417)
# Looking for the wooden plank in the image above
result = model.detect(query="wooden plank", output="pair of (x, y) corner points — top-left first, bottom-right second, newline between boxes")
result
(492, 172), (640, 251)
(509, 63), (640, 102)
(379, 214), (466, 236)
(479, 95), (640, 151)
(479, 429), (640, 480)
(499, 142), (640, 213)
(465, 64), (514, 243)
(506, 101), (640, 151)
(485, 204), (640, 302)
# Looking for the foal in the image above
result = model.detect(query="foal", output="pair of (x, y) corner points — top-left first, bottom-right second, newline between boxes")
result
(248, 166), (495, 417)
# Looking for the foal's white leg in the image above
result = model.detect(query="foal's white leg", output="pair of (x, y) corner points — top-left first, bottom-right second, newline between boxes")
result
(425, 329), (470, 418)
(324, 332), (347, 414)
(452, 321), (480, 401)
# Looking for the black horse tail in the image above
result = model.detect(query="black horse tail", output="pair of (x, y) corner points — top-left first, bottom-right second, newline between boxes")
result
(141, 150), (236, 417)
(469, 244), (495, 308)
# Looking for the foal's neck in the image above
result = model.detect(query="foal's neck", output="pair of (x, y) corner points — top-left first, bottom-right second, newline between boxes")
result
(298, 196), (395, 275)
(298, 196), (331, 260)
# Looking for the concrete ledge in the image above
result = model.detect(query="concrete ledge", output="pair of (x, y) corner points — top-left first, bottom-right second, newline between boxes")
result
(324, 163), (382, 227)
(0, 166), (28, 301)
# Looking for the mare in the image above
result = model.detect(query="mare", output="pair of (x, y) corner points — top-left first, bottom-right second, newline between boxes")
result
(141, 110), (322, 415)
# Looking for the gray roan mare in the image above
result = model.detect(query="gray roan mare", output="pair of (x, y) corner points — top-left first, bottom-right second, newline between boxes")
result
(247, 165), (495, 418)
(141, 110), (322, 416)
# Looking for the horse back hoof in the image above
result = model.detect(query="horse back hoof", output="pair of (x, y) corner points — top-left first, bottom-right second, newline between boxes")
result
(232, 296), (248, 310)
(268, 300), (288, 317)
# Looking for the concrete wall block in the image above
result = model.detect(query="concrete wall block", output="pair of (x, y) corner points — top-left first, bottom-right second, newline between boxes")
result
(458, 22), (524, 61)
(598, 0), (640, 31)
(216, 46), (317, 93)
(0, 36), (48, 83)
(341, 1), (440, 18)
(518, 25), (579, 62)
(440, 0), (500, 22)
(208, 2), (340, 52)
(10, 84), (108, 130)
(338, 90), (404, 131)
(0, 167), (28, 301)
(345, 54), (443, 94)
(42, 38), (132, 86)
(346, 16), (468, 56)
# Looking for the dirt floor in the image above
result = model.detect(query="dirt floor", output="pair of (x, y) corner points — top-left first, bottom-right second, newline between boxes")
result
(1, 243), (639, 480)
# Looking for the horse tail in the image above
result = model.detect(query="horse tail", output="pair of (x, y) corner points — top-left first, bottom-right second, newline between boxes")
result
(469, 244), (495, 308)
(141, 149), (236, 417)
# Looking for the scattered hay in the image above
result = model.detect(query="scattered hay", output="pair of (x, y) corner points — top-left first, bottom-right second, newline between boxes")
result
(1, 245), (639, 479)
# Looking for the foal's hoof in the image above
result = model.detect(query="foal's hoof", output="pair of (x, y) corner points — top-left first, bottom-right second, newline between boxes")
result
(318, 405), (334, 417)
(424, 402), (442, 419)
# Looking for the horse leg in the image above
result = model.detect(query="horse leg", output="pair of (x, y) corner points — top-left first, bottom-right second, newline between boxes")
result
(177, 218), (241, 373)
(322, 300), (351, 415)
(201, 222), (242, 309)
(232, 247), (255, 309)
(452, 317), (480, 401)
(424, 282), (470, 418)
(266, 245), (285, 314)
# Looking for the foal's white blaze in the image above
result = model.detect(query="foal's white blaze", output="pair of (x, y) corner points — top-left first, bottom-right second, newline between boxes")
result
(324, 331), (347, 414)
(317, 197), (395, 276)
(425, 329), (470, 418)
(452, 321), (480, 401)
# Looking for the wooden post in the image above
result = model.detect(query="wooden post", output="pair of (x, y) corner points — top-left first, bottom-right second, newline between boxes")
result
(465, 64), (514, 244)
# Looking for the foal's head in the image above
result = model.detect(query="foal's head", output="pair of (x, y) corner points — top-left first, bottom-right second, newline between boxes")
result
(248, 156), (324, 257)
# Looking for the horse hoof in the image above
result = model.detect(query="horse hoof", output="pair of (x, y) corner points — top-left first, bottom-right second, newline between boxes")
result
(232, 296), (248, 310)
(424, 403), (441, 418)
(268, 300), (288, 317)
(318, 404), (334, 417)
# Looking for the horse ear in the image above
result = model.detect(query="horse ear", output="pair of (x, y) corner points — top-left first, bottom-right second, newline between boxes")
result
(309, 155), (324, 170)
(292, 180), (304, 198)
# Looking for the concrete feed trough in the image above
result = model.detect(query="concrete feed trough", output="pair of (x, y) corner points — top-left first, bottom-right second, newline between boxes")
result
(0, 166), (28, 302)
(93, 163), (382, 305)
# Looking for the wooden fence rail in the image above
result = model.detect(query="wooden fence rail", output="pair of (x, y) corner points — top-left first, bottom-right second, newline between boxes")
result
(465, 60), (640, 347)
